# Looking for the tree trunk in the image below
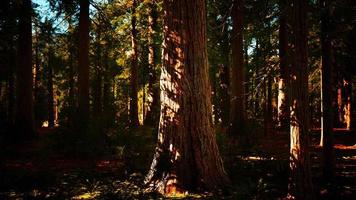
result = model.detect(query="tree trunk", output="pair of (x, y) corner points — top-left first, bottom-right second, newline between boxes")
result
(145, 0), (229, 194)
(319, 0), (335, 181)
(94, 28), (103, 116)
(229, 0), (245, 135)
(8, 57), (15, 126)
(68, 46), (75, 127)
(78, 0), (90, 130)
(47, 49), (54, 128)
(277, 0), (290, 131)
(15, 0), (35, 139)
(344, 77), (352, 130)
(264, 74), (273, 136)
(288, 0), (315, 199)
(130, 0), (139, 128)
(219, 29), (230, 127)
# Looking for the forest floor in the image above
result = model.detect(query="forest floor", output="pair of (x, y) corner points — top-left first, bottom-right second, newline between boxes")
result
(0, 126), (356, 199)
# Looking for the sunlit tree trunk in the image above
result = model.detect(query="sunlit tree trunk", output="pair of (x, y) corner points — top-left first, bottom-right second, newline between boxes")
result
(319, 0), (335, 181)
(288, 0), (315, 199)
(344, 77), (352, 129)
(130, 0), (139, 128)
(15, 0), (35, 138)
(78, 0), (90, 130)
(145, 0), (229, 194)
(145, 0), (160, 126)
(277, 0), (290, 131)
(229, 0), (245, 135)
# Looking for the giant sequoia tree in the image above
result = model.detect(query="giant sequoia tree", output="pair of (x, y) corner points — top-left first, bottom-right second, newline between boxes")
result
(288, 0), (315, 199)
(145, 0), (229, 194)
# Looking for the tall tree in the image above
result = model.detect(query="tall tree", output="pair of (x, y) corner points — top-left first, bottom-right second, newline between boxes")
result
(277, 0), (290, 130)
(320, 0), (335, 181)
(229, 0), (245, 134)
(47, 48), (55, 127)
(288, 0), (315, 199)
(129, 0), (139, 127)
(15, 0), (35, 139)
(145, 0), (160, 126)
(78, 0), (90, 130)
(145, 0), (229, 194)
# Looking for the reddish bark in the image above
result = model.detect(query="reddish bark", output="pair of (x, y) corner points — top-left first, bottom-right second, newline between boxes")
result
(145, 0), (229, 194)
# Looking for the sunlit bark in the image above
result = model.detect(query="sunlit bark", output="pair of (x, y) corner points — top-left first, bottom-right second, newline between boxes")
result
(145, 0), (229, 194)
(288, 0), (315, 199)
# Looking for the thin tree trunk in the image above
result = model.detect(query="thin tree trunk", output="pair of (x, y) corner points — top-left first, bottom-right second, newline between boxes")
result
(94, 28), (103, 116)
(130, 0), (139, 128)
(8, 60), (15, 126)
(68, 48), (75, 127)
(78, 0), (90, 130)
(277, 0), (290, 131)
(320, 0), (335, 181)
(220, 28), (230, 127)
(145, 0), (229, 194)
(264, 74), (273, 136)
(15, 0), (35, 139)
(288, 0), (315, 199)
(344, 77), (352, 129)
(244, 42), (249, 112)
(229, 0), (245, 135)
(47, 49), (54, 128)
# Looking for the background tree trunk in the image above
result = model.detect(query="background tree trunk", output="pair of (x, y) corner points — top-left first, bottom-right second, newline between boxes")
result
(320, 0), (335, 181)
(229, 0), (245, 135)
(15, 0), (35, 139)
(129, 0), (139, 128)
(144, 0), (160, 126)
(145, 0), (229, 193)
(288, 0), (315, 199)
(78, 0), (90, 131)
(47, 49), (54, 128)
(277, 0), (290, 131)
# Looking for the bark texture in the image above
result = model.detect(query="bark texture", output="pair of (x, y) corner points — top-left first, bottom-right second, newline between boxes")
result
(288, 0), (315, 199)
(145, 0), (229, 194)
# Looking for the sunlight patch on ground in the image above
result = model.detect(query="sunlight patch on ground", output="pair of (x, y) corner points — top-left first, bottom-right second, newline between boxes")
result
(237, 156), (276, 161)
(72, 191), (101, 200)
